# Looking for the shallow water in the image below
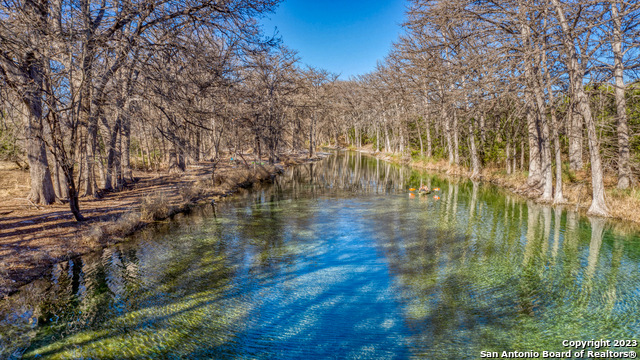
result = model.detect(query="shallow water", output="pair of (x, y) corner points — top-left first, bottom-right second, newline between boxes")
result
(1, 152), (639, 359)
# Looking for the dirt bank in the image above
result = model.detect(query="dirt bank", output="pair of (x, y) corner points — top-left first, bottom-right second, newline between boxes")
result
(0, 152), (327, 299)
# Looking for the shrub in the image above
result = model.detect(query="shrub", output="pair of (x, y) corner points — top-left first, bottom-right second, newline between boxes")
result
(177, 182), (201, 202)
(140, 194), (170, 221)
(86, 224), (104, 242)
(562, 162), (577, 183)
(107, 212), (142, 236)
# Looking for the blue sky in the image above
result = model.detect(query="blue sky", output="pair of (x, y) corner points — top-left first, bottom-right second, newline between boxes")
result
(260, 0), (407, 79)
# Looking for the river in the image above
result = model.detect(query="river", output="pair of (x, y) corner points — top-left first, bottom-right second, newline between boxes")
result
(1, 151), (639, 359)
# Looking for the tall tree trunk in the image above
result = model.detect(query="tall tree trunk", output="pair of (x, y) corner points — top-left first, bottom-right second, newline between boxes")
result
(506, 141), (512, 175)
(151, 128), (159, 171)
(2, 24), (55, 205)
(568, 105), (584, 170)
(519, 19), (544, 191)
(309, 113), (315, 158)
(534, 38), (555, 202)
(424, 113), (432, 157)
(178, 141), (186, 171)
(577, 87), (610, 216)
(101, 118), (115, 191)
(549, 0), (610, 216)
(168, 140), (181, 173)
(384, 120), (391, 152)
(256, 132), (262, 163)
(62, 161), (85, 221)
(96, 141), (107, 189)
(79, 42), (99, 198)
(142, 125), (152, 169)
(399, 123), (405, 154)
(195, 129), (201, 162)
(121, 109), (133, 182)
(444, 106), (454, 164)
(513, 145), (517, 173)
(453, 109), (459, 165)
(25, 104), (56, 205)
(416, 117), (424, 157)
(551, 107), (565, 204)
(42, 97), (85, 221)
(521, 140), (525, 171)
(480, 113), (486, 146)
(114, 122), (123, 190)
(100, 113), (119, 190)
(545, 62), (566, 204)
(51, 157), (62, 199)
(526, 110), (542, 187)
(80, 112), (96, 197)
(611, 1), (631, 189)
(469, 115), (481, 179)
(297, 116), (302, 151)
(534, 96), (553, 201)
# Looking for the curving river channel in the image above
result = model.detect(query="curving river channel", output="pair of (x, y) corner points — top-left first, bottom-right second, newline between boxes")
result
(1, 151), (640, 359)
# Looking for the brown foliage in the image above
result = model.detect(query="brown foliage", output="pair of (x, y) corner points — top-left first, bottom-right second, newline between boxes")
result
(140, 194), (171, 222)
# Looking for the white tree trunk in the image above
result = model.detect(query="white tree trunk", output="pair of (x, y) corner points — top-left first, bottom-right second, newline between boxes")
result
(549, 0), (610, 216)
(611, 1), (631, 189)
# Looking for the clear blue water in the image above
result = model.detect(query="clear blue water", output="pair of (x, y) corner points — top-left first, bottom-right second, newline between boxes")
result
(1, 152), (639, 359)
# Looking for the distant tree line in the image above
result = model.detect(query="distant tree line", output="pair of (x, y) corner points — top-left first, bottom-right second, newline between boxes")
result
(323, 0), (640, 217)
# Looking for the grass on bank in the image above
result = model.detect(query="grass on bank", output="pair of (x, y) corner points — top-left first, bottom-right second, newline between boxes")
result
(375, 151), (640, 225)
(86, 164), (281, 246)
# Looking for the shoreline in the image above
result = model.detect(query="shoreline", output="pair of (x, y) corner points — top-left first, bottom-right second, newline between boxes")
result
(0, 151), (329, 299)
(340, 146), (640, 228)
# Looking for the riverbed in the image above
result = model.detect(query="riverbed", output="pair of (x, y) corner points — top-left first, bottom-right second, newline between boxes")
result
(1, 151), (639, 359)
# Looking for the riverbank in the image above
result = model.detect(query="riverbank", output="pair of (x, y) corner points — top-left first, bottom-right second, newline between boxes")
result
(0, 151), (328, 299)
(342, 145), (640, 226)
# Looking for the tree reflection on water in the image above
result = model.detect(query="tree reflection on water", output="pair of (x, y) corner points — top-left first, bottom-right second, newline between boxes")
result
(1, 151), (639, 359)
